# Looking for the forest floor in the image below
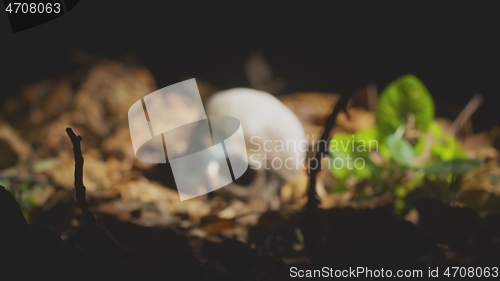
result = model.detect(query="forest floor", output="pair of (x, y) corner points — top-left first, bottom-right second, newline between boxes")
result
(1, 60), (500, 280)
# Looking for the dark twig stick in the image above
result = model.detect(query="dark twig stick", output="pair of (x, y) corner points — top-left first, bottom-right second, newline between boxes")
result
(66, 128), (131, 254)
(306, 92), (352, 209)
(303, 91), (352, 262)
(66, 128), (97, 230)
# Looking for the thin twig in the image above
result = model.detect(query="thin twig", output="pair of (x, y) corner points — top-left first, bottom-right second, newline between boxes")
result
(303, 90), (353, 262)
(66, 128), (97, 230)
(448, 94), (483, 137)
(306, 92), (353, 209)
(66, 128), (132, 254)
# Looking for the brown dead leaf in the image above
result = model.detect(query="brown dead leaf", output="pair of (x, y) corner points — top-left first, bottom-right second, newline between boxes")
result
(0, 118), (32, 170)
(279, 93), (374, 149)
(31, 185), (56, 206)
(93, 199), (178, 227)
(74, 61), (157, 129)
(29, 78), (74, 126)
(335, 108), (375, 133)
(404, 208), (420, 225)
(2, 79), (54, 130)
(7, 61), (158, 160)
(43, 151), (122, 191)
(200, 215), (239, 235)
(27, 112), (96, 159)
(462, 161), (500, 196)
(115, 178), (211, 224)
(462, 132), (498, 160)
(101, 126), (135, 161)
(279, 92), (339, 127)
(318, 192), (353, 209)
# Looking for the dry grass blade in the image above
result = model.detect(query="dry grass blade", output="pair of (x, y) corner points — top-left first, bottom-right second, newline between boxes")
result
(448, 94), (483, 136)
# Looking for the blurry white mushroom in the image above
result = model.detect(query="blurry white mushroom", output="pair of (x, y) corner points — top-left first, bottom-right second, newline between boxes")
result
(206, 88), (307, 182)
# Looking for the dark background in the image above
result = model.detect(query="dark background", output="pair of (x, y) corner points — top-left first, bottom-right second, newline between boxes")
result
(1, 2), (498, 131)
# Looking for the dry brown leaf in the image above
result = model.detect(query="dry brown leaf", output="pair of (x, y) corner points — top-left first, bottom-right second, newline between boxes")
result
(279, 93), (374, 149)
(31, 185), (56, 206)
(462, 161), (500, 195)
(115, 178), (211, 223)
(29, 78), (74, 125)
(279, 92), (340, 127)
(43, 151), (122, 191)
(199, 215), (239, 235)
(2, 79), (54, 130)
(74, 61), (157, 129)
(0, 118), (32, 170)
(317, 192), (353, 209)
(404, 208), (420, 225)
(93, 199), (178, 227)
(6, 61), (158, 160)
(335, 108), (375, 132)
(462, 132), (498, 160)
(101, 126), (135, 161)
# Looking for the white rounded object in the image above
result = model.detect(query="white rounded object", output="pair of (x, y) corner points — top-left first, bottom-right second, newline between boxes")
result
(206, 88), (307, 180)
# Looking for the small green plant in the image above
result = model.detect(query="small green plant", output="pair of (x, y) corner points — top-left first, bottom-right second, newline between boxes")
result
(327, 74), (482, 212)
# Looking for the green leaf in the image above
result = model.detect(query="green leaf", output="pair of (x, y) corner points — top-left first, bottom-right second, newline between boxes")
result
(353, 128), (379, 150)
(395, 186), (408, 198)
(376, 74), (435, 141)
(386, 134), (414, 167)
(295, 227), (305, 244)
(431, 135), (466, 161)
(412, 134), (426, 156)
(394, 198), (406, 213)
(428, 120), (445, 137)
(424, 159), (483, 175)
(329, 178), (350, 193)
(329, 132), (379, 180)
(425, 121), (467, 161)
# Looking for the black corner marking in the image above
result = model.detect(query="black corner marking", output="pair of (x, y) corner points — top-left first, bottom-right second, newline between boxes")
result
(4, 0), (79, 33)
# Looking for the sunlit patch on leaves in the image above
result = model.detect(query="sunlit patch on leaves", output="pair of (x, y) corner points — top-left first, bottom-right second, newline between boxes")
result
(426, 121), (467, 161)
(328, 132), (379, 184)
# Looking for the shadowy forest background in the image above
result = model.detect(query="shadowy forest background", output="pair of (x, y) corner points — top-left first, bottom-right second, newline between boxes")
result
(1, 2), (499, 133)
